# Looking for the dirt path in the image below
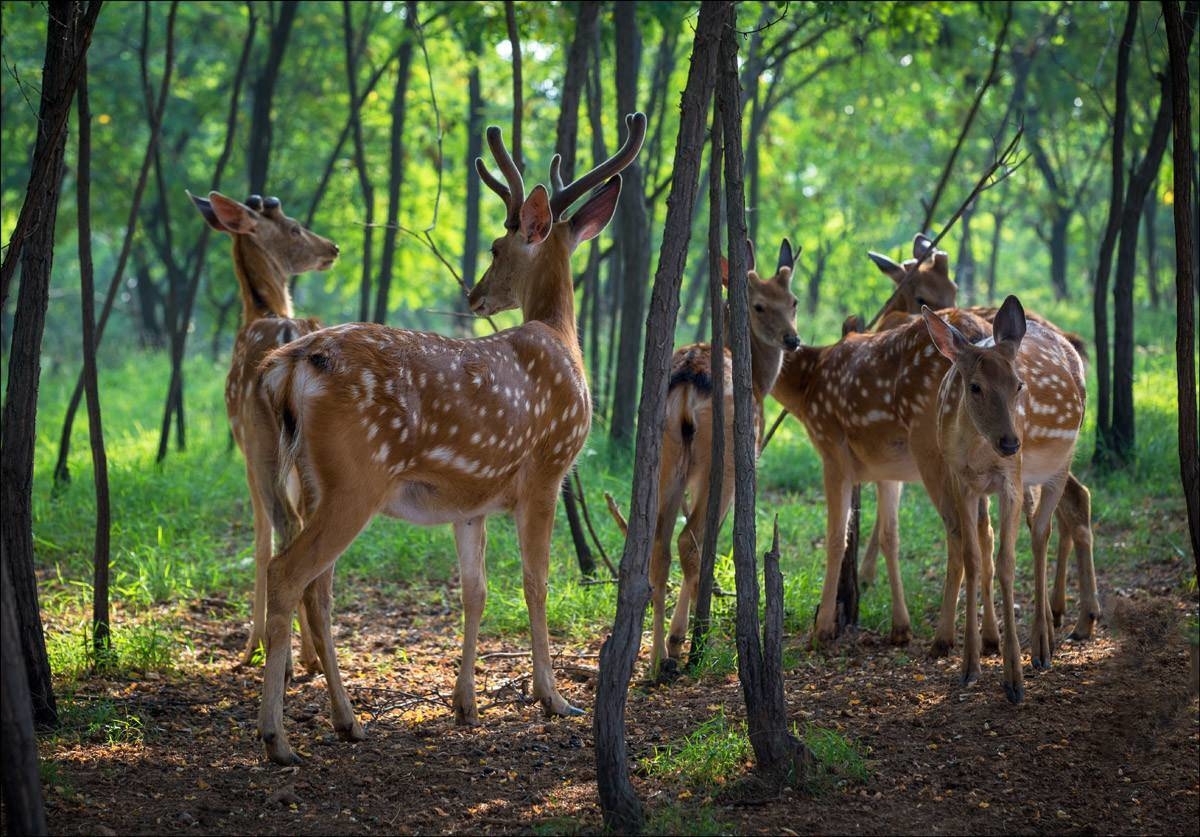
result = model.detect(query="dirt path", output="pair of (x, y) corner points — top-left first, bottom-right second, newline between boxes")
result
(35, 561), (1200, 835)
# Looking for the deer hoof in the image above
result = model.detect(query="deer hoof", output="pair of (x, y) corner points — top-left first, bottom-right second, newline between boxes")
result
(928, 638), (954, 659)
(960, 669), (980, 687)
(889, 625), (912, 646)
(981, 637), (1001, 657)
(1031, 655), (1052, 671)
(1003, 681), (1024, 705)
(336, 720), (366, 742)
(262, 733), (302, 766)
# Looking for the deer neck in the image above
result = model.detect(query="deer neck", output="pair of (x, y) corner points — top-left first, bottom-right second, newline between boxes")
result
(748, 329), (786, 404)
(233, 236), (294, 326)
(519, 238), (582, 365)
(772, 345), (823, 410)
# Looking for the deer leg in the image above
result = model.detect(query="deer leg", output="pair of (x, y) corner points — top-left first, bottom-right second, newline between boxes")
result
(1062, 475), (1099, 640)
(929, 488), (963, 659)
(1051, 516), (1070, 630)
(978, 496), (1000, 656)
(671, 472), (733, 664)
(814, 465), (853, 644)
(258, 499), (372, 766)
(958, 493), (982, 687)
(242, 464), (275, 669)
(875, 480), (910, 644)
(996, 480), (1024, 703)
(649, 454), (686, 679)
(302, 568), (363, 742)
(296, 600), (323, 678)
(1029, 476), (1065, 670)
(452, 516), (488, 724)
(516, 488), (581, 718)
(859, 485), (882, 590)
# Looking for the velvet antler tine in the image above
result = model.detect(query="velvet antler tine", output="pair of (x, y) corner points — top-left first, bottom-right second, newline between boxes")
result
(549, 111), (647, 220)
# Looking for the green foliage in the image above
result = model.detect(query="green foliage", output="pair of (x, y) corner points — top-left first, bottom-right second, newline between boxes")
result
(639, 711), (751, 789)
(802, 724), (871, 790)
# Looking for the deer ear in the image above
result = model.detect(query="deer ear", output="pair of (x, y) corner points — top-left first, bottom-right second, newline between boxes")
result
(568, 176), (621, 246)
(189, 190), (229, 233)
(745, 239), (756, 273)
(777, 238), (794, 272)
(992, 295), (1027, 357)
(869, 251), (905, 283)
(520, 185), (553, 245)
(207, 191), (257, 234)
(923, 305), (966, 362)
(913, 233), (934, 260)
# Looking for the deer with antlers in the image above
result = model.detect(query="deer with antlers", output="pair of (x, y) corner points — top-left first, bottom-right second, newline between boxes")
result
(251, 114), (646, 764)
(920, 296), (1085, 699)
(190, 191), (339, 676)
(640, 239), (800, 678)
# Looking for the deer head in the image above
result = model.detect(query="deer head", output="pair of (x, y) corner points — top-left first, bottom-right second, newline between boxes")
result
(190, 191), (340, 275)
(869, 232), (957, 314)
(923, 294), (1027, 457)
(469, 113), (647, 319)
(722, 237), (801, 352)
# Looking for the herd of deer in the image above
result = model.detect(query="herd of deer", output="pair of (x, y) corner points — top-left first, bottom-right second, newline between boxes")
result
(190, 113), (1096, 765)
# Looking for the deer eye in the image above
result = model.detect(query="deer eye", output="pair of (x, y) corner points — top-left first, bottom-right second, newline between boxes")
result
(917, 296), (927, 307)
(1017, 380), (1025, 392)
(969, 382), (982, 394)
(791, 298), (798, 309)
(754, 303), (765, 313)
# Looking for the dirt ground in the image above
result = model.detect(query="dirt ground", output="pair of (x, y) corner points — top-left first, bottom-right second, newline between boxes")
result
(31, 548), (1200, 836)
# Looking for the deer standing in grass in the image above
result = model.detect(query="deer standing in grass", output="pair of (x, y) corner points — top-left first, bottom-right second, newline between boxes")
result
(772, 290), (1088, 685)
(646, 240), (800, 677)
(190, 191), (339, 676)
(920, 296), (1085, 699)
(252, 114), (646, 765)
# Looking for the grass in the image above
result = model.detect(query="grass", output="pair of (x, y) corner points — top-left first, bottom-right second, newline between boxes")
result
(22, 301), (1191, 717)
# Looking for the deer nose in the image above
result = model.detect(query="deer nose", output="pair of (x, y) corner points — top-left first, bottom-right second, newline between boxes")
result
(998, 435), (1020, 457)
(784, 334), (801, 351)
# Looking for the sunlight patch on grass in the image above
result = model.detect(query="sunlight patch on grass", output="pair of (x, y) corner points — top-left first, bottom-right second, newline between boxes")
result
(639, 710), (751, 790)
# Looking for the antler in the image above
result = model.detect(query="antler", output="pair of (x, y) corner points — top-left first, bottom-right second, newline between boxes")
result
(549, 112), (648, 221)
(475, 126), (526, 230)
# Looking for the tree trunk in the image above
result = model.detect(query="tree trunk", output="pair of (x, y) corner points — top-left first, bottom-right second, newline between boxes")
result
(343, 0), (377, 323)
(1143, 183), (1161, 308)
(1, 0), (101, 731)
(504, 0), (524, 173)
(594, 5), (724, 831)
(459, 25), (484, 322)
(76, 59), (112, 658)
(689, 105), (725, 670)
(248, 0), (299, 193)
(584, 36), (607, 397)
(956, 200), (977, 304)
(987, 209), (1006, 302)
(372, 0), (418, 324)
(608, 1), (651, 447)
(2, 556), (46, 836)
(1163, 0), (1199, 571)
(718, 3), (808, 786)
(1047, 209), (1069, 300)
(1092, 2), (1137, 469)
(52, 0), (175, 485)
(1110, 16), (1190, 464)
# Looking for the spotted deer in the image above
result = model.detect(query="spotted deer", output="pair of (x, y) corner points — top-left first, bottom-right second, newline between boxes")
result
(189, 191), (339, 676)
(920, 296), (1085, 700)
(251, 114), (646, 765)
(643, 239), (800, 677)
(772, 293), (1087, 683)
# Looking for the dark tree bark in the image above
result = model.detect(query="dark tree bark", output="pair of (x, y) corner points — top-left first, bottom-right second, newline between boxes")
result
(0, 2), (101, 309)
(1163, 0), (1199, 569)
(75, 60), (112, 657)
(504, 0), (525, 173)
(956, 199), (978, 304)
(248, 0), (299, 194)
(1107, 5), (1195, 464)
(717, 4), (808, 785)
(2, 0), (102, 732)
(584, 32), (607, 396)
(2, 556), (46, 836)
(52, 0), (183, 483)
(373, 0), (419, 324)
(343, 0), (377, 323)
(1092, 2), (1137, 468)
(594, 5), (724, 831)
(1143, 183), (1162, 308)
(986, 208), (1006, 302)
(608, 1), (651, 447)
(688, 104), (725, 670)
(805, 238), (831, 315)
(459, 25), (484, 307)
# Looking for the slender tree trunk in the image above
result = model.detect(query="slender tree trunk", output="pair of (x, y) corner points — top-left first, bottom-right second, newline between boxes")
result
(2, 0), (101, 732)
(1048, 209), (1069, 300)
(1110, 26), (1188, 464)
(594, 6), (724, 831)
(373, 0), (418, 324)
(718, 3), (808, 785)
(689, 104), (725, 669)
(1092, 2), (1137, 468)
(1143, 184), (1161, 308)
(584, 37), (606, 397)
(52, 0), (177, 485)
(608, 1), (651, 447)
(2, 556), (46, 836)
(956, 200), (978, 304)
(459, 26), (484, 311)
(343, 0), (376, 323)
(987, 209), (1006, 302)
(76, 60), (112, 657)
(504, 0), (524, 173)
(248, 0), (299, 193)
(1163, 0), (1199, 570)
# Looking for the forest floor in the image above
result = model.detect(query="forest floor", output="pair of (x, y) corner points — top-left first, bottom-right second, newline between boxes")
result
(35, 545), (1200, 836)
